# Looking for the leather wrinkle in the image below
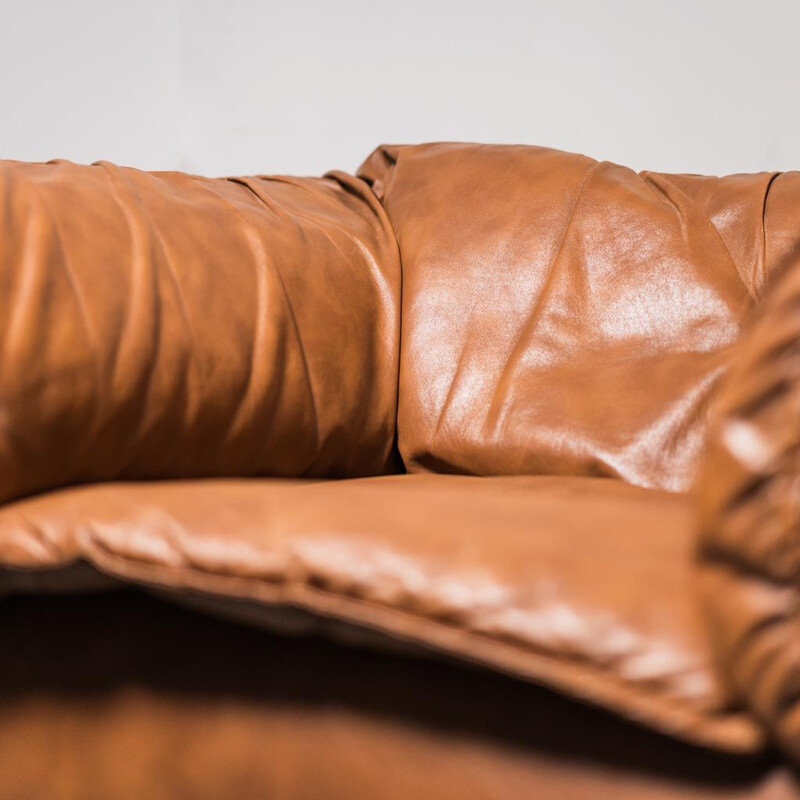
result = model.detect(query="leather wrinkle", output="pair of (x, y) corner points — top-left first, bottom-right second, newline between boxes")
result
(760, 173), (783, 298)
(485, 161), (601, 440)
(643, 171), (747, 301)
(102, 164), (171, 465)
(218, 207), (291, 456)
(193, 176), (289, 452)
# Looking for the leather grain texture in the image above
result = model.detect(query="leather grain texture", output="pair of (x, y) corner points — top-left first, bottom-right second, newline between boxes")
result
(696, 248), (800, 764)
(0, 159), (401, 504)
(1, 592), (794, 800)
(0, 474), (760, 752)
(358, 144), (800, 491)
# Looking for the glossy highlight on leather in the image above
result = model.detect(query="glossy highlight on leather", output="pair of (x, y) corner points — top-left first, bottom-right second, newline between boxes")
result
(358, 143), (800, 491)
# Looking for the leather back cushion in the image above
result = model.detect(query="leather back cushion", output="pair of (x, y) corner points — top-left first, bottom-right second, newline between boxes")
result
(358, 144), (800, 491)
(0, 160), (400, 503)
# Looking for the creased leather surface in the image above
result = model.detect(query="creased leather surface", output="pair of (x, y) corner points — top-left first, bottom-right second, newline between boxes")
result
(696, 251), (800, 764)
(358, 144), (800, 491)
(0, 159), (400, 504)
(1, 592), (794, 800)
(0, 474), (761, 752)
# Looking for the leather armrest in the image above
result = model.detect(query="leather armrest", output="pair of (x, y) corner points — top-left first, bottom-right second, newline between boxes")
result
(0, 160), (401, 502)
(697, 256), (800, 762)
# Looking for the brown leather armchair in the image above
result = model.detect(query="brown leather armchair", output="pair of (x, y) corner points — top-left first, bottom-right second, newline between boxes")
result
(1, 143), (798, 799)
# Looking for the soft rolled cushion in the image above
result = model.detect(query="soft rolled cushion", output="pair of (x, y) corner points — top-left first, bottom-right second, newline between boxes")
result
(0, 160), (400, 504)
(696, 253), (800, 763)
(0, 474), (760, 752)
(358, 144), (800, 491)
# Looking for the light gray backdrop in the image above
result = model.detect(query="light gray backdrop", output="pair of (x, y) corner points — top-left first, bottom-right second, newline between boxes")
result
(1, 0), (797, 176)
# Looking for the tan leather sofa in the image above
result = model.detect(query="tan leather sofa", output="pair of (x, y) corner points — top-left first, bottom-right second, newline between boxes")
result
(1, 143), (799, 798)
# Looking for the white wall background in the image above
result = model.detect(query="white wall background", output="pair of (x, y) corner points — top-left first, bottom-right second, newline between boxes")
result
(1, 0), (798, 177)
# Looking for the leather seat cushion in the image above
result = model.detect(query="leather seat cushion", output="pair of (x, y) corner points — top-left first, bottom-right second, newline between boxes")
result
(0, 474), (760, 751)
